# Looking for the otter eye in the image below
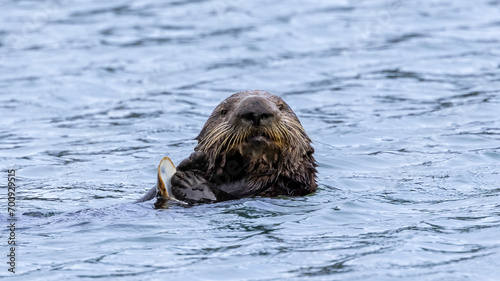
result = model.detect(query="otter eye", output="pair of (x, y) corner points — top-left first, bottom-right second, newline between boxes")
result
(220, 109), (227, 116)
(277, 104), (284, 111)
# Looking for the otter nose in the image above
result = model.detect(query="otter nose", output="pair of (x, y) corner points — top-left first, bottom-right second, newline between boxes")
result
(237, 96), (276, 126)
(240, 112), (273, 126)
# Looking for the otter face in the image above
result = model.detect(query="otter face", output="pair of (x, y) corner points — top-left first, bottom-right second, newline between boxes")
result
(228, 94), (281, 151)
(195, 90), (312, 176)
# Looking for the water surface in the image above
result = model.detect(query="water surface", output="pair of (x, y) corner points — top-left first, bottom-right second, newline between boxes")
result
(1, 0), (500, 280)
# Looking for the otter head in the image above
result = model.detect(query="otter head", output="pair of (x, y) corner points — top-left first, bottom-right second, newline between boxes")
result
(195, 90), (314, 187)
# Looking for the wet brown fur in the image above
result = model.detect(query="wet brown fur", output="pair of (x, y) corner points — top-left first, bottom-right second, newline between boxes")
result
(194, 90), (317, 198)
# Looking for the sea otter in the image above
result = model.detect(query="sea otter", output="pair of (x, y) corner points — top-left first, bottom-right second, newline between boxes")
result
(139, 90), (317, 206)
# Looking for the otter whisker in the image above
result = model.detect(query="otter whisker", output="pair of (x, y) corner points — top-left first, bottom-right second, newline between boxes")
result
(200, 127), (220, 146)
(229, 130), (241, 149)
(237, 131), (244, 147)
(266, 127), (282, 146)
(281, 116), (310, 148)
(215, 136), (230, 156)
(278, 123), (292, 144)
(274, 129), (284, 144)
(200, 122), (232, 150)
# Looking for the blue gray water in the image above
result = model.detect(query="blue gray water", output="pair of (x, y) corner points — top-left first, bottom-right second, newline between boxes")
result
(1, 0), (500, 280)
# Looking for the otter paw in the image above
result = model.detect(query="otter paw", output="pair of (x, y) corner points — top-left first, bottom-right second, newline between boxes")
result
(171, 170), (216, 203)
(177, 151), (208, 172)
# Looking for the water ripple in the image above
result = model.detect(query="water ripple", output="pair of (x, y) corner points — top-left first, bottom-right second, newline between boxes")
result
(1, 0), (500, 280)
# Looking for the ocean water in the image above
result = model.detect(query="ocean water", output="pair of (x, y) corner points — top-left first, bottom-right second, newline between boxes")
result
(1, 0), (500, 280)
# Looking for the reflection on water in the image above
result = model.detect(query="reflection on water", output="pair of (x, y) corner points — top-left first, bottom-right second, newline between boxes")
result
(1, 0), (500, 280)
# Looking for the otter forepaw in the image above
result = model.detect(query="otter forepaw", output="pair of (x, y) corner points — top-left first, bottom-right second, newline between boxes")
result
(171, 170), (216, 204)
(177, 151), (208, 172)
